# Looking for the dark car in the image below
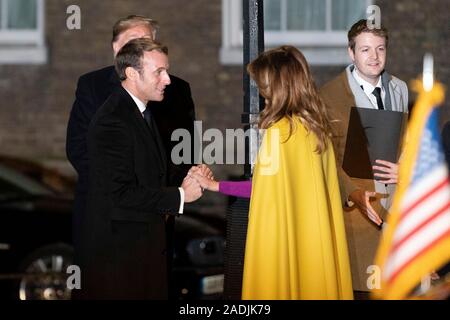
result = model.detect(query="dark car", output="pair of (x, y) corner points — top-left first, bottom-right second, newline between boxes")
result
(0, 155), (225, 300)
(172, 211), (225, 299)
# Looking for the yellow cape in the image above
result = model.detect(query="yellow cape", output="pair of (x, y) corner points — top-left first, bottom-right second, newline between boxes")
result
(242, 118), (353, 299)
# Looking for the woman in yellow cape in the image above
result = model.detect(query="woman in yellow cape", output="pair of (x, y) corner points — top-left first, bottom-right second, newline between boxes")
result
(190, 46), (353, 299)
(243, 46), (352, 300)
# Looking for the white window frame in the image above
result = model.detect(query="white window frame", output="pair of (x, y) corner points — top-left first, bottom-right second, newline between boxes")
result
(0, 0), (47, 64)
(220, 0), (372, 66)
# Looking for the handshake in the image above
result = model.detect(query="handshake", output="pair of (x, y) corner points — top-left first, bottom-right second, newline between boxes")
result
(181, 164), (219, 203)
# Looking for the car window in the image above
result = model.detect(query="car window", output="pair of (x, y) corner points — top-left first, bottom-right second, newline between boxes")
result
(0, 164), (53, 198)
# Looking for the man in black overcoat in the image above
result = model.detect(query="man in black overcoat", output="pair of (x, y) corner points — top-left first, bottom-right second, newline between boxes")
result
(79, 39), (202, 299)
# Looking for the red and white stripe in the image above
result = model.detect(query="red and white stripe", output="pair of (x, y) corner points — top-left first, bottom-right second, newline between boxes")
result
(383, 164), (450, 283)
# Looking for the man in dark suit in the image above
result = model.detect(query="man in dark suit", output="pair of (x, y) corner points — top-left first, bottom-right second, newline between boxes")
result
(66, 16), (195, 249)
(79, 39), (202, 299)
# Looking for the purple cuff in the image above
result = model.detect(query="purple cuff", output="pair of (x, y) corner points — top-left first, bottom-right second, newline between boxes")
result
(218, 180), (252, 198)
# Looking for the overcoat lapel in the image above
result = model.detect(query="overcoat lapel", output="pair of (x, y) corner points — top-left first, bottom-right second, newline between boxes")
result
(119, 87), (166, 173)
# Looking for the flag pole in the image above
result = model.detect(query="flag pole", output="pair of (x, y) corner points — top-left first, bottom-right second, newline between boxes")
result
(423, 53), (434, 92)
(421, 54), (438, 294)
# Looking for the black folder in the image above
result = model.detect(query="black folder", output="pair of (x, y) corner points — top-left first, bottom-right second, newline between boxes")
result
(342, 107), (407, 179)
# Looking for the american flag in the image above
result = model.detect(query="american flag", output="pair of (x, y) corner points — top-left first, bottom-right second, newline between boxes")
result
(374, 81), (450, 299)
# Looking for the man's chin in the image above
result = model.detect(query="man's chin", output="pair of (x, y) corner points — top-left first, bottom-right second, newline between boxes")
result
(150, 94), (165, 102)
(367, 66), (384, 75)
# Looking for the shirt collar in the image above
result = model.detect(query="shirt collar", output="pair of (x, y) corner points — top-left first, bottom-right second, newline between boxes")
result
(352, 66), (383, 95)
(123, 87), (147, 114)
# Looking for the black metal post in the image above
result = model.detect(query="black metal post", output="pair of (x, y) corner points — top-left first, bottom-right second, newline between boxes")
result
(243, 0), (265, 177)
(223, 0), (264, 300)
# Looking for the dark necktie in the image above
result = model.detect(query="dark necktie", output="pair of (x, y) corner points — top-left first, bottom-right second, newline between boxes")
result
(142, 108), (153, 133)
(143, 108), (161, 145)
(143, 107), (162, 155)
(372, 87), (384, 110)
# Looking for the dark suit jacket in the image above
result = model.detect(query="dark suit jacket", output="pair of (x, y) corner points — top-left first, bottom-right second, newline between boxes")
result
(66, 65), (195, 246)
(79, 86), (180, 299)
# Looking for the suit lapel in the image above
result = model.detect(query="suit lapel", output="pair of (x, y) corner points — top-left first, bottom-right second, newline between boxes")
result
(387, 80), (403, 112)
(136, 108), (166, 172)
(148, 111), (167, 172)
(119, 88), (166, 172)
(381, 71), (393, 111)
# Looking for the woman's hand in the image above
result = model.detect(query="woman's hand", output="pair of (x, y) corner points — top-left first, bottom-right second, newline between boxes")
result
(190, 172), (220, 192)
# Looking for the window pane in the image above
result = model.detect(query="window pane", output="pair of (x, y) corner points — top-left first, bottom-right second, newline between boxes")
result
(264, 0), (281, 31)
(7, 0), (37, 29)
(332, 0), (366, 30)
(287, 0), (326, 31)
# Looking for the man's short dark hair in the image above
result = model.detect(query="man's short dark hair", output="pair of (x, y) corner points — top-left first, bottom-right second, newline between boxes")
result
(115, 38), (168, 81)
(348, 19), (389, 52)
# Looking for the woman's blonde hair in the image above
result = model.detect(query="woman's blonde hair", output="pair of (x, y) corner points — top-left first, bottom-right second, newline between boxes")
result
(247, 45), (332, 153)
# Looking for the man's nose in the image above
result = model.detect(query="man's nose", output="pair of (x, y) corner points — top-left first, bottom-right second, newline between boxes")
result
(163, 72), (171, 85)
(370, 49), (378, 60)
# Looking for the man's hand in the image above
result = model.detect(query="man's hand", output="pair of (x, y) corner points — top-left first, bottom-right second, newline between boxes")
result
(189, 164), (214, 180)
(181, 175), (202, 203)
(373, 159), (398, 184)
(187, 164), (215, 192)
(349, 189), (383, 226)
(190, 172), (219, 192)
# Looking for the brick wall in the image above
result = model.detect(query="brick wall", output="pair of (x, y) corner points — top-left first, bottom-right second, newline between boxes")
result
(377, 0), (450, 123)
(0, 0), (448, 213)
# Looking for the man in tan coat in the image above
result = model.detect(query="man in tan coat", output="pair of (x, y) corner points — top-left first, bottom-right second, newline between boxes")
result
(320, 19), (408, 296)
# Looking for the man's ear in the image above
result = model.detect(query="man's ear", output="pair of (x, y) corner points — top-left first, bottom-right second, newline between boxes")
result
(125, 67), (138, 81)
(112, 42), (120, 57)
(348, 47), (355, 62)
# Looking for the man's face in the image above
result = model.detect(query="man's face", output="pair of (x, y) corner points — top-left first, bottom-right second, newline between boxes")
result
(348, 32), (386, 85)
(113, 24), (154, 56)
(134, 50), (171, 102)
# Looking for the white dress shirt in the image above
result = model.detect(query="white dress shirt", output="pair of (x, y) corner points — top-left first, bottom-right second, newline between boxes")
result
(350, 69), (392, 211)
(124, 87), (184, 214)
(352, 67), (386, 109)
